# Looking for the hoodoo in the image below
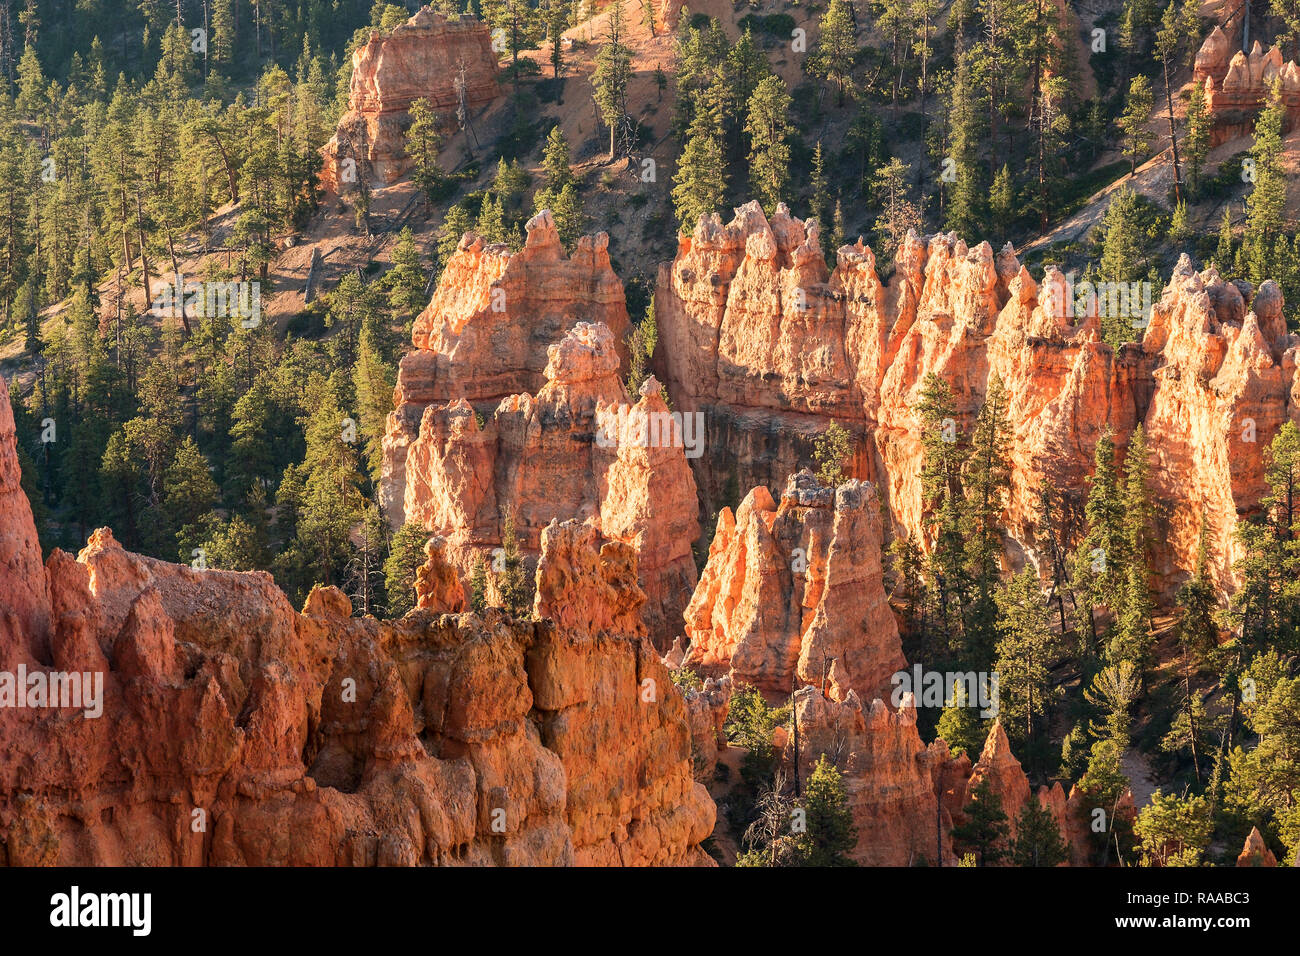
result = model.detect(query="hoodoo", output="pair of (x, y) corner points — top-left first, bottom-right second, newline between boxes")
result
(321, 7), (500, 191)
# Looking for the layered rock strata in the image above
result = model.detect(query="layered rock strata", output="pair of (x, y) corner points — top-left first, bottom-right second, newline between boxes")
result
(0, 376), (713, 866)
(655, 201), (1299, 597)
(321, 8), (500, 190)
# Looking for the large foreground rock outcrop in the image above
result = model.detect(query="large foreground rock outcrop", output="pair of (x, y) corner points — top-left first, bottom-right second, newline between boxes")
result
(655, 201), (1300, 598)
(321, 8), (500, 190)
(0, 377), (713, 866)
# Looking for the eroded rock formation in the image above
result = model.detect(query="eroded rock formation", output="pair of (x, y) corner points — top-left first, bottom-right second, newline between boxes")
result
(321, 8), (500, 191)
(413, 536), (465, 613)
(929, 723), (1074, 864)
(0, 376), (713, 865)
(682, 470), (904, 701)
(382, 211), (630, 525)
(655, 201), (1300, 598)
(678, 674), (732, 781)
(1236, 826), (1279, 866)
(1194, 28), (1300, 146)
(389, 319), (697, 646)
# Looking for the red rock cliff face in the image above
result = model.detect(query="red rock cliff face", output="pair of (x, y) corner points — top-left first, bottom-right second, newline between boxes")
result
(321, 8), (500, 191)
(393, 321), (698, 647)
(656, 203), (1300, 598)
(381, 212), (630, 526)
(654, 203), (872, 510)
(0, 377), (713, 865)
(682, 470), (904, 701)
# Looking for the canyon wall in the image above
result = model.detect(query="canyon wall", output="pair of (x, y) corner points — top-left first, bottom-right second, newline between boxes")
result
(321, 8), (500, 191)
(0, 376), (713, 866)
(655, 201), (1299, 598)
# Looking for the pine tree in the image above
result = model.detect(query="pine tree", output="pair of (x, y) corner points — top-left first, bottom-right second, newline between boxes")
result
(1246, 80), (1287, 284)
(545, 0), (567, 88)
(485, 0), (545, 90)
(745, 75), (792, 215)
(590, 0), (631, 159)
(791, 756), (858, 865)
(384, 522), (428, 618)
(918, 373), (967, 642)
(348, 500), (389, 618)
(1134, 791), (1212, 866)
(944, 45), (985, 240)
(292, 390), (366, 591)
(808, 141), (830, 234)
(989, 164), (1014, 227)
(889, 533), (930, 651)
(1112, 425), (1154, 667)
(1118, 75), (1154, 176)
(995, 570), (1060, 756)
(1216, 204), (1235, 274)
(872, 157), (919, 259)
(1075, 427), (1124, 649)
(808, 0), (857, 106)
(952, 778), (1009, 866)
(496, 513), (533, 617)
(1012, 798), (1069, 866)
(385, 228), (427, 332)
(470, 554), (488, 612)
(813, 420), (854, 488)
(1153, 1), (1190, 204)
(437, 204), (475, 270)
(935, 683), (989, 758)
(672, 126), (727, 231)
(961, 374), (1012, 663)
(352, 322), (396, 485)
(163, 435), (218, 557)
(1097, 187), (1150, 346)
(406, 97), (446, 200)
(625, 295), (658, 395)
(1184, 79), (1211, 193)
(540, 125), (575, 192)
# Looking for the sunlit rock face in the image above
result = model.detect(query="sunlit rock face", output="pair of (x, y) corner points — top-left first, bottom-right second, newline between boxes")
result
(0, 374), (713, 866)
(321, 7), (500, 191)
(657, 202), (1299, 602)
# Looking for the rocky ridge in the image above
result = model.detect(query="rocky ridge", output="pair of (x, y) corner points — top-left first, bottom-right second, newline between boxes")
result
(654, 201), (1299, 598)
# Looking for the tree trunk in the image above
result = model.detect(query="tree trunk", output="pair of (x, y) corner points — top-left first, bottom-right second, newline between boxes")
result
(1163, 59), (1183, 205)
